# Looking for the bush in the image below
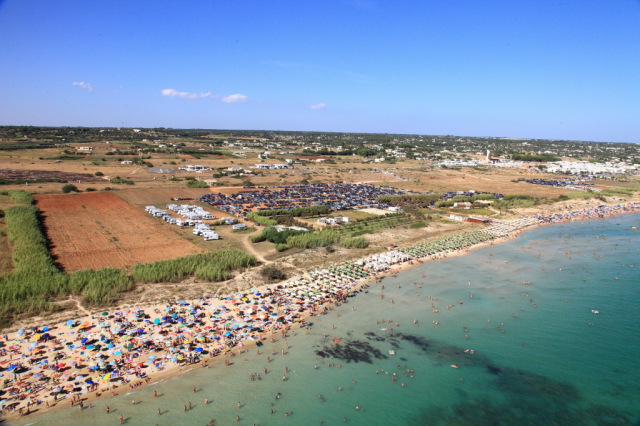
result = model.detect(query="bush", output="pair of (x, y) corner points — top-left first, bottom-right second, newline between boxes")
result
(61, 184), (79, 193)
(186, 180), (209, 188)
(260, 265), (286, 282)
(274, 243), (289, 252)
(95, 171), (104, 176)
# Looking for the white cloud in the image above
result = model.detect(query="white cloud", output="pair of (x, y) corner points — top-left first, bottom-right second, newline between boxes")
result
(72, 81), (93, 92)
(221, 94), (248, 103)
(161, 88), (213, 99)
(310, 103), (326, 110)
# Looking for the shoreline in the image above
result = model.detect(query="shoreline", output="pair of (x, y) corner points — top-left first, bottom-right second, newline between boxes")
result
(2, 201), (639, 423)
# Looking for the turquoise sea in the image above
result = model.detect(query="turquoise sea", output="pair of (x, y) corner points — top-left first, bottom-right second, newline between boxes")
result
(16, 213), (640, 425)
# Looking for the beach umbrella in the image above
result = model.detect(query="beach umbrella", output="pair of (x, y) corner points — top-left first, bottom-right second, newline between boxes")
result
(17, 328), (25, 336)
(7, 364), (18, 371)
(148, 355), (157, 360)
(154, 318), (161, 325)
(67, 320), (74, 327)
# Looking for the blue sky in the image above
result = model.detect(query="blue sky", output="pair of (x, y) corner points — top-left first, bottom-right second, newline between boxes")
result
(1, 0), (639, 142)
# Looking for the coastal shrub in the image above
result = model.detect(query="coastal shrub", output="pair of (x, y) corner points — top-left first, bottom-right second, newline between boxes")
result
(69, 268), (134, 305)
(262, 227), (310, 245)
(246, 212), (277, 227)
(378, 194), (442, 207)
(435, 200), (454, 208)
(255, 205), (330, 218)
(132, 250), (256, 283)
(471, 194), (496, 201)
(452, 195), (470, 202)
(340, 237), (368, 248)
(194, 264), (230, 282)
(274, 243), (289, 252)
(0, 205), (68, 322)
(286, 229), (342, 249)
(249, 230), (268, 243)
(260, 265), (286, 282)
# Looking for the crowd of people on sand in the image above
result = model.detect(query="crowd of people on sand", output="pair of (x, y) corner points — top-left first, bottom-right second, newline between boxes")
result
(534, 201), (640, 223)
(199, 183), (409, 216)
(1, 201), (638, 419)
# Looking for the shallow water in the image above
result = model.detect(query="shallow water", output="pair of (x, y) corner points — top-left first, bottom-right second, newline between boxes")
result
(14, 213), (640, 425)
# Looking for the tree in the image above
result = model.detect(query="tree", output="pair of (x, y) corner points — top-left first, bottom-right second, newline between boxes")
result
(61, 184), (80, 193)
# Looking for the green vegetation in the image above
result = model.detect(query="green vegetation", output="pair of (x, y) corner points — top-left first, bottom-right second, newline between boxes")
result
(246, 212), (278, 227)
(110, 176), (134, 185)
(471, 193), (497, 201)
(131, 250), (256, 283)
(378, 193), (442, 207)
(69, 268), (134, 305)
(493, 194), (539, 209)
(435, 200), (454, 208)
(260, 264), (287, 282)
(452, 195), (470, 202)
(232, 226), (257, 233)
(511, 153), (560, 162)
(600, 187), (635, 196)
(250, 227), (310, 244)
(254, 205), (330, 218)
(0, 190), (35, 205)
(61, 184), (80, 193)
(0, 205), (68, 326)
(186, 180), (209, 188)
(0, 178), (66, 185)
(286, 229), (367, 249)
(409, 221), (428, 229)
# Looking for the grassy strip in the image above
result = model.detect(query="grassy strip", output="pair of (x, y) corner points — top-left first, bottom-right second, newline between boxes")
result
(254, 205), (330, 217)
(378, 193), (442, 207)
(69, 268), (134, 306)
(246, 212), (277, 227)
(131, 250), (257, 283)
(0, 205), (68, 325)
(286, 229), (367, 249)
(0, 190), (35, 205)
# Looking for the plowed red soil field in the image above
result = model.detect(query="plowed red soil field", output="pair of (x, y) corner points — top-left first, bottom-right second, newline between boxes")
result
(36, 192), (203, 272)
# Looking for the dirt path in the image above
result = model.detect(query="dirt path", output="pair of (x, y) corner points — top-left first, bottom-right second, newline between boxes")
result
(68, 295), (91, 316)
(239, 232), (268, 263)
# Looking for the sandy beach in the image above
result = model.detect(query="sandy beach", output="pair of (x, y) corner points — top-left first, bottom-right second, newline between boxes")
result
(1, 200), (638, 422)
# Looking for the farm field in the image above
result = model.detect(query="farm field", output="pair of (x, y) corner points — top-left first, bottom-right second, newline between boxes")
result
(36, 192), (204, 272)
(114, 187), (211, 207)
